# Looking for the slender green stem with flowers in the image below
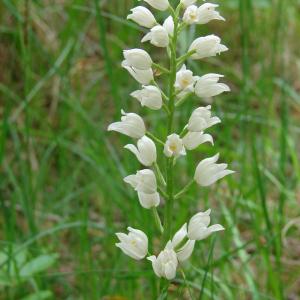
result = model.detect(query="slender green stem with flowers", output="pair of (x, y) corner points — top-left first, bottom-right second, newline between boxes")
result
(107, 0), (235, 297)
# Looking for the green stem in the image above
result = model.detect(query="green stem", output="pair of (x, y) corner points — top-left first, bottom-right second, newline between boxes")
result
(175, 180), (194, 199)
(164, 6), (180, 242)
(176, 50), (196, 67)
(175, 92), (193, 107)
(154, 162), (166, 186)
(152, 62), (170, 74)
(146, 131), (165, 146)
(152, 207), (164, 234)
(179, 126), (188, 138)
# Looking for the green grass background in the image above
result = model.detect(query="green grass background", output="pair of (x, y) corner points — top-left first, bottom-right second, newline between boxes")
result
(0, 0), (299, 299)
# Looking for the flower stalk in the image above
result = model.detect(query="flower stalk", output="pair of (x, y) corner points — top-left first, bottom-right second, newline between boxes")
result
(152, 207), (164, 234)
(108, 0), (234, 293)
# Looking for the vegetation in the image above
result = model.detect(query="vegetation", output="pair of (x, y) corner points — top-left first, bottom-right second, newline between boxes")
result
(0, 0), (299, 299)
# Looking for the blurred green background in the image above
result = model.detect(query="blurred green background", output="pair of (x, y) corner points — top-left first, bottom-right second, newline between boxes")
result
(0, 0), (299, 299)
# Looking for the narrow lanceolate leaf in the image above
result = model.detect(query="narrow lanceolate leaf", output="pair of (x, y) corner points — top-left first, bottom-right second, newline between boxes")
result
(20, 254), (58, 278)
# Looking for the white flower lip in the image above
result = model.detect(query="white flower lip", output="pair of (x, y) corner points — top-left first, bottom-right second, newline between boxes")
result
(183, 5), (200, 24)
(194, 153), (235, 186)
(174, 64), (198, 93)
(127, 6), (157, 28)
(163, 134), (186, 158)
(116, 227), (148, 260)
(107, 110), (146, 139)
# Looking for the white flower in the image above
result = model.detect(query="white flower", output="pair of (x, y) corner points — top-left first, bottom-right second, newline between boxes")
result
(124, 169), (157, 194)
(108, 110), (146, 139)
(147, 241), (178, 280)
(195, 74), (230, 98)
(174, 64), (198, 93)
(180, 0), (197, 7)
(194, 153), (234, 186)
(142, 25), (169, 48)
(124, 136), (157, 166)
(187, 209), (225, 240)
(124, 169), (160, 208)
(130, 85), (162, 110)
(163, 16), (174, 36)
(188, 105), (221, 132)
(183, 131), (213, 150)
(143, 0), (169, 11)
(122, 60), (154, 84)
(188, 35), (228, 60)
(116, 227), (148, 260)
(171, 223), (195, 262)
(127, 6), (157, 28)
(164, 134), (186, 158)
(183, 5), (199, 24)
(123, 49), (153, 70)
(197, 3), (225, 24)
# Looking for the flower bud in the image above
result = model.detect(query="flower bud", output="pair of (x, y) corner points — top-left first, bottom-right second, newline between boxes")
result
(108, 110), (146, 139)
(194, 153), (234, 186)
(116, 227), (148, 260)
(123, 49), (153, 70)
(180, 0), (197, 7)
(143, 0), (169, 11)
(163, 16), (174, 36)
(142, 25), (169, 48)
(130, 86), (162, 110)
(197, 3), (225, 24)
(122, 60), (154, 84)
(187, 209), (225, 240)
(195, 74), (230, 98)
(183, 132), (213, 150)
(124, 136), (157, 166)
(124, 169), (157, 194)
(127, 6), (157, 28)
(188, 35), (228, 60)
(188, 105), (221, 132)
(174, 64), (198, 93)
(147, 241), (178, 280)
(163, 134), (186, 158)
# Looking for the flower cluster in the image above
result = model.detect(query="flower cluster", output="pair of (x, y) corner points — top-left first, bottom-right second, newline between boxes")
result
(108, 0), (234, 282)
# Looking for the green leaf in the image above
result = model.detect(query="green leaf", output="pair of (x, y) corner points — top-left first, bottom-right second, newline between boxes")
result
(20, 254), (58, 278)
(21, 291), (53, 300)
